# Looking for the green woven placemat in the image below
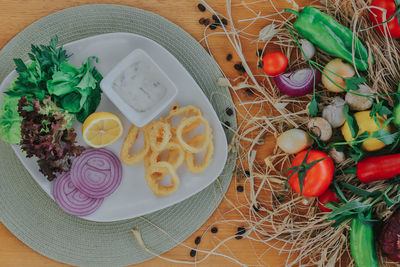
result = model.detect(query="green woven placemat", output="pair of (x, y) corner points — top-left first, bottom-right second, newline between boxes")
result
(0, 4), (236, 266)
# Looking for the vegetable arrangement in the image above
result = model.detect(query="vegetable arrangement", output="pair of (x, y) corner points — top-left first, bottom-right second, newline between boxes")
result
(263, 3), (400, 266)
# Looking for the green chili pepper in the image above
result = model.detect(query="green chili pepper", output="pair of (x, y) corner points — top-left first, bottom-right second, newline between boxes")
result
(286, 6), (374, 71)
(350, 211), (379, 267)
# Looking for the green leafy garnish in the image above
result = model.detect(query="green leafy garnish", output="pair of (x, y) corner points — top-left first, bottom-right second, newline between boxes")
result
(308, 95), (319, 117)
(344, 104), (359, 138)
(345, 76), (366, 91)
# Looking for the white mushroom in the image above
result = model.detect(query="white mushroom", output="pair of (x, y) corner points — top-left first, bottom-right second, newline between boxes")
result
(308, 117), (332, 141)
(322, 97), (346, 128)
(328, 147), (346, 164)
(345, 84), (374, 111)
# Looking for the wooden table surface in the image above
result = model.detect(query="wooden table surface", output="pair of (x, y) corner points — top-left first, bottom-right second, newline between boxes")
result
(0, 0), (306, 266)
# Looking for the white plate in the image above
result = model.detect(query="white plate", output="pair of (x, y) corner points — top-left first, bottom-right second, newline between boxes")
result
(0, 33), (228, 222)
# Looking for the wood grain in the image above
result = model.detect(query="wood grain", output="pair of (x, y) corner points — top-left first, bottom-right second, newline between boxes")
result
(0, 0), (306, 266)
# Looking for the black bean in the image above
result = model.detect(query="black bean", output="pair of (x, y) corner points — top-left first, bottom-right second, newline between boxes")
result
(236, 185), (244, 192)
(226, 53), (232, 61)
(190, 249), (197, 257)
(199, 18), (206, 25)
(212, 14), (219, 21)
(237, 227), (246, 235)
(244, 170), (250, 176)
(195, 236), (201, 245)
(257, 49), (263, 57)
(211, 227), (218, 233)
(245, 88), (254, 95)
(224, 121), (231, 127)
(234, 63), (246, 72)
(204, 18), (211, 25)
(235, 235), (243, 240)
(210, 23), (218, 30)
(225, 107), (233, 116)
(253, 205), (260, 212)
(221, 18), (228, 25)
(197, 3), (206, 12)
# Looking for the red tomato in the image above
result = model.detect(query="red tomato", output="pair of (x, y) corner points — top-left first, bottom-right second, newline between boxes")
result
(318, 189), (339, 212)
(262, 52), (288, 76)
(288, 150), (334, 197)
(369, 0), (400, 38)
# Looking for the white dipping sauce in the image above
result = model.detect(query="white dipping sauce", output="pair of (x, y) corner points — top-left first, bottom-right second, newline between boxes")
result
(112, 60), (167, 113)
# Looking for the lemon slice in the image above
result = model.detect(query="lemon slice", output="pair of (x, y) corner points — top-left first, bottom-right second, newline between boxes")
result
(82, 112), (123, 148)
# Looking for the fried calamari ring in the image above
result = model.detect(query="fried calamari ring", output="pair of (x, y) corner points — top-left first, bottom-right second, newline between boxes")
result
(149, 140), (185, 169)
(185, 134), (214, 174)
(167, 104), (203, 134)
(147, 120), (172, 152)
(121, 125), (150, 165)
(145, 162), (180, 196)
(176, 115), (211, 153)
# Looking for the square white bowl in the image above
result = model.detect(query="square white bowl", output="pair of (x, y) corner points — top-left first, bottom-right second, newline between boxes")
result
(100, 49), (178, 127)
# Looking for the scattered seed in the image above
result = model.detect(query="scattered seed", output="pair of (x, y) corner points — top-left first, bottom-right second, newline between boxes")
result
(237, 226), (246, 235)
(245, 88), (254, 95)
(225, 107), (233, 116)
(210, 23), (218, 30)
(197, 3), (206, 12)
(212, 14), (219, 21)
(236, 185), (244, 192)
(211, 227), (218, 233)
(235, 235), (243, 240)
(195, 236), (201, 245)
(234, 63), (246, 72)
(204, 18), (211, 25)
(257, 49), (263, 57)
(224, 121), (231, 127)
(221, 18), (228, 25)
(226, 53), (232, 61)
(190, 249), (197, 257)
(199, 18), (206, 25)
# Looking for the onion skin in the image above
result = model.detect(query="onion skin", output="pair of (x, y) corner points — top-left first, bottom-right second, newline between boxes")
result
(274, 68), (321, 96)
(379, 209), (400, 263)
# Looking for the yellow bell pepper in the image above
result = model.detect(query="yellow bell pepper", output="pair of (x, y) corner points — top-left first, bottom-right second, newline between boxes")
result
(341, 110), (392, 152)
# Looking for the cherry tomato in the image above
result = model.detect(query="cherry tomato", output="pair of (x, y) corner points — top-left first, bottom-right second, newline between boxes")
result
(262, 52), (288, 76)
(317, 188), (339, 212)
(369, 0), (400, 38)
(288, 150), (334, 197)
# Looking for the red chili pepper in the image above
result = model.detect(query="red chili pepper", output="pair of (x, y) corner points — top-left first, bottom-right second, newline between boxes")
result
(318, 188), (339, 212)
(355, 154), (400, 183)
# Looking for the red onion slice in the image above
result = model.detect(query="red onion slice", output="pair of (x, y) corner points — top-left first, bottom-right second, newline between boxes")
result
(274, 68), (321, 97)
(70, 148), (122, 199)
(52, 172), (103, 216)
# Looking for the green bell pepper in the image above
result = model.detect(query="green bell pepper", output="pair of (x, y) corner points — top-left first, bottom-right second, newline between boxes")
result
(350, 211), (379, 267)
(287, 6), (374, 71)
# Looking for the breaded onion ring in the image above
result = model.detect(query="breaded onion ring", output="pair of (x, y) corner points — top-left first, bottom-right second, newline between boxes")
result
(120, 125), (150, 165)
(176, 115), (211, 153)
(145, 162), (180, 196)
(185, 134), (214, 174)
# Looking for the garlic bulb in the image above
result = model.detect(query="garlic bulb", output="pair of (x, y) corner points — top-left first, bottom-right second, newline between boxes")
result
(277, 129), (313, 154)
(300, 39), (315, 60)
(322, 97), (346, 128)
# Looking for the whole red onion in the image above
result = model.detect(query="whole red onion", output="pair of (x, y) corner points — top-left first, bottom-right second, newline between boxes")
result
(379, 209), (400, 263)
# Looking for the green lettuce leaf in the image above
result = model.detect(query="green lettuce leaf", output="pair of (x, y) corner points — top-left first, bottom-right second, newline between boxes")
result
(0, 95), (23, 144)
